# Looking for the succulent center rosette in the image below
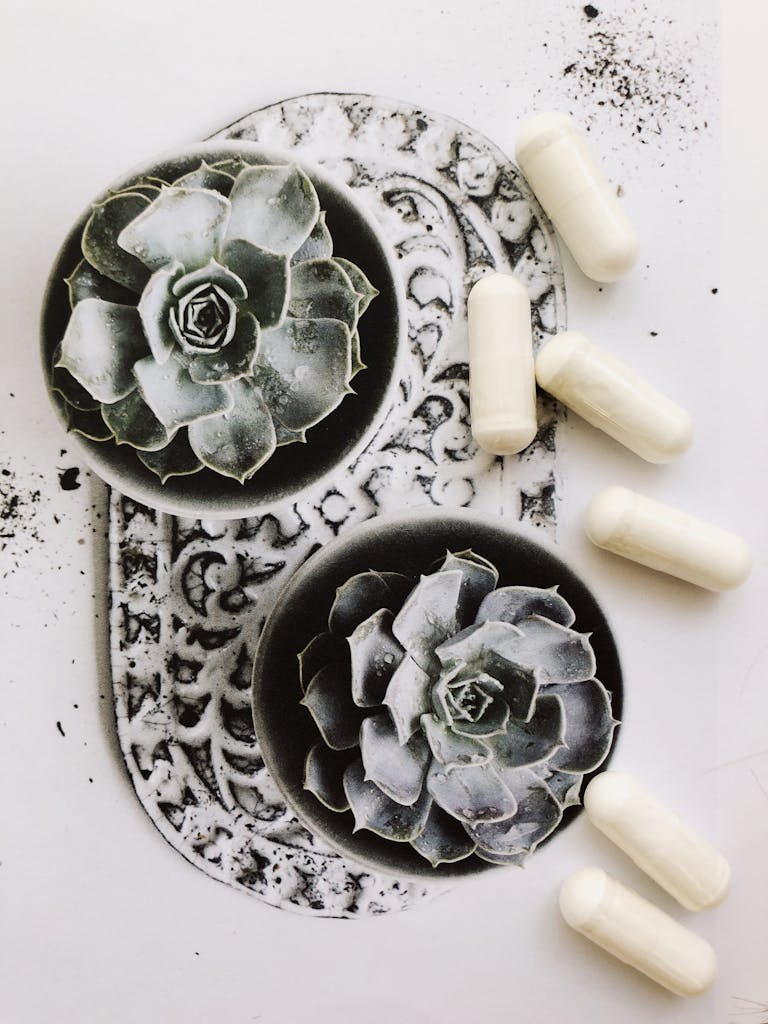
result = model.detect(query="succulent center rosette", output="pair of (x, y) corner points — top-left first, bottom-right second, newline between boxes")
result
(299, 551), (619, 867)
(51, 158), (377, 483)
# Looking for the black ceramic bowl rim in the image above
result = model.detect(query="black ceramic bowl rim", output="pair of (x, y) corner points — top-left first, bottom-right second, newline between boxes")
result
(40, 141), (406, 518)
(251, 508), (623, 881)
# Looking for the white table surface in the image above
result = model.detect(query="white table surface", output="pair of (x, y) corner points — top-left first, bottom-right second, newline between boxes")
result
(2, 1), (767, 1021)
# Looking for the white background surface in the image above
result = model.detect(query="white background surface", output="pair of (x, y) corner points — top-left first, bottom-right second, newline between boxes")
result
(2, 1), (767, 1022)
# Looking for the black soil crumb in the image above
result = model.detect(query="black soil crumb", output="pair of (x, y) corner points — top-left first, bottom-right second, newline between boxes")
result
(59, 467), (81, 491)
(562, 6), (714, 143)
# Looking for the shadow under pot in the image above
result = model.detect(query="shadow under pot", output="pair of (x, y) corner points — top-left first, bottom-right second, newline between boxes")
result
(40, 141), (404, 518)
(252, 510), (623, 880)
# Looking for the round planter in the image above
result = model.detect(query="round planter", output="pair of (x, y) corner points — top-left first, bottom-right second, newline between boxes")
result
(252, 509), (623, 880)
(41, 141), (405, 518)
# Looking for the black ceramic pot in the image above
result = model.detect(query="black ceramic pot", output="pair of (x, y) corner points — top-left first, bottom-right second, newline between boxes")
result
(41, 141), (405, 518)
(252, 509), (623, 880)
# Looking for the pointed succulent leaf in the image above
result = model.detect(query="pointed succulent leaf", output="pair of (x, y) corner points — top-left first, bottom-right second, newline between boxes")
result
(273, 418), (306, 446)
(508, 615), (597, 685)
(221, 239), (289, 328)
(298, 632), (349, 692)
(82, 192), (153, 292)
(172, 258), (247, 301)
(287, 258), (359, 329)
(118, 187), (231, 272)
(66, 259), (136, 308)
(333, 257), (378, 316)
(210, 158), (250, 178)
(476, 585), (576, 628)
(481, 656), (540, 722)
(225, 164), (319, 256)
(107, 177), (164, 197)
(137, 432), (203, 481)
(109, 176), (164, 192)
(348, 608), (405, 708)
(101, 389), (171, 451)
(64, 404), (114, 441)
(301, 663), (367, 751)
(543, 678), (618, 774)
(410, 805), (477, 866)
(420, 713), (491, 770)
(435, 550), (499, 627)
(435, 620), (523, 672)
(57, 299), (147, 403)
(382, 655), (432, 744)
(188, 313), (260, 384)
(489, 693), (565, 769)
(138, 261), (185, 365)
(474, 847), (529, 867)
(51, 344), (100, 411)
(349, 328), (365, 377)
(343, 759), (431, 841)
(133, 353), (233, 430)
(329, 570), (411, 638)
(392, 569), (463, 677)
(426, 760), (517, 824)
(359, 713), (430, 806)
(256, 317), (352, 431)
(187, 378), (276, 482)
(113, 183), (161, 202)
(172, 162), (236, 195)
(465, 767), (563, 856)
(377, 572), (415, 604)
(431, 672), (455, 725)
(303, 742), (353, 812)
(291, 211), (333, 264)
(537, 767), (584, 808)
(53, 370), (101, 412)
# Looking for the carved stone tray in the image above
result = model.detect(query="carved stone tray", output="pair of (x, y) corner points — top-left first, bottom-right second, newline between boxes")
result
(109, 92), (566, 918)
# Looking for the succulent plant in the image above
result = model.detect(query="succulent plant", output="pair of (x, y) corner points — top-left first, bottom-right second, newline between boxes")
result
(52, 159), (377, 483)
(299, 550), (618, 867)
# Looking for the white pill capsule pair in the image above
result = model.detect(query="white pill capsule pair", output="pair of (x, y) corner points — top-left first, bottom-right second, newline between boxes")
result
(560, 868), (717, 997)
(586, 486), (752, 591)
(467, 274), (537, 455)
(584, 772), (731, 911)
(535, 332), (693, 464)
(560, 772), (729, 996)
(516, 112), (639, 283)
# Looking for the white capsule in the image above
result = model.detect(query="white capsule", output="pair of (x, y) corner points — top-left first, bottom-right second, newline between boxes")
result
(586, 486), (752, 591)
(535, 331), (693, 463)
(467, 273), (537, 455)
(560, 868), (717, 996)
(516, 113), (639, 283)
(584, 772), (730, 911)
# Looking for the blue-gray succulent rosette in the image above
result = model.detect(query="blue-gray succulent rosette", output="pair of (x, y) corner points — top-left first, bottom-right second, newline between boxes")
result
(300, 551), (619, 867)
(51, 159), (376, 483)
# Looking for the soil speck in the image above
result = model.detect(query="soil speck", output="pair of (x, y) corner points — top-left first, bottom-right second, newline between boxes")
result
(59, 467), (81, 491)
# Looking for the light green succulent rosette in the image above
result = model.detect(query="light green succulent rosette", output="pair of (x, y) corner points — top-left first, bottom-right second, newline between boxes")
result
(300, 551), (619, 867)
(52, 160), (377, 483)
